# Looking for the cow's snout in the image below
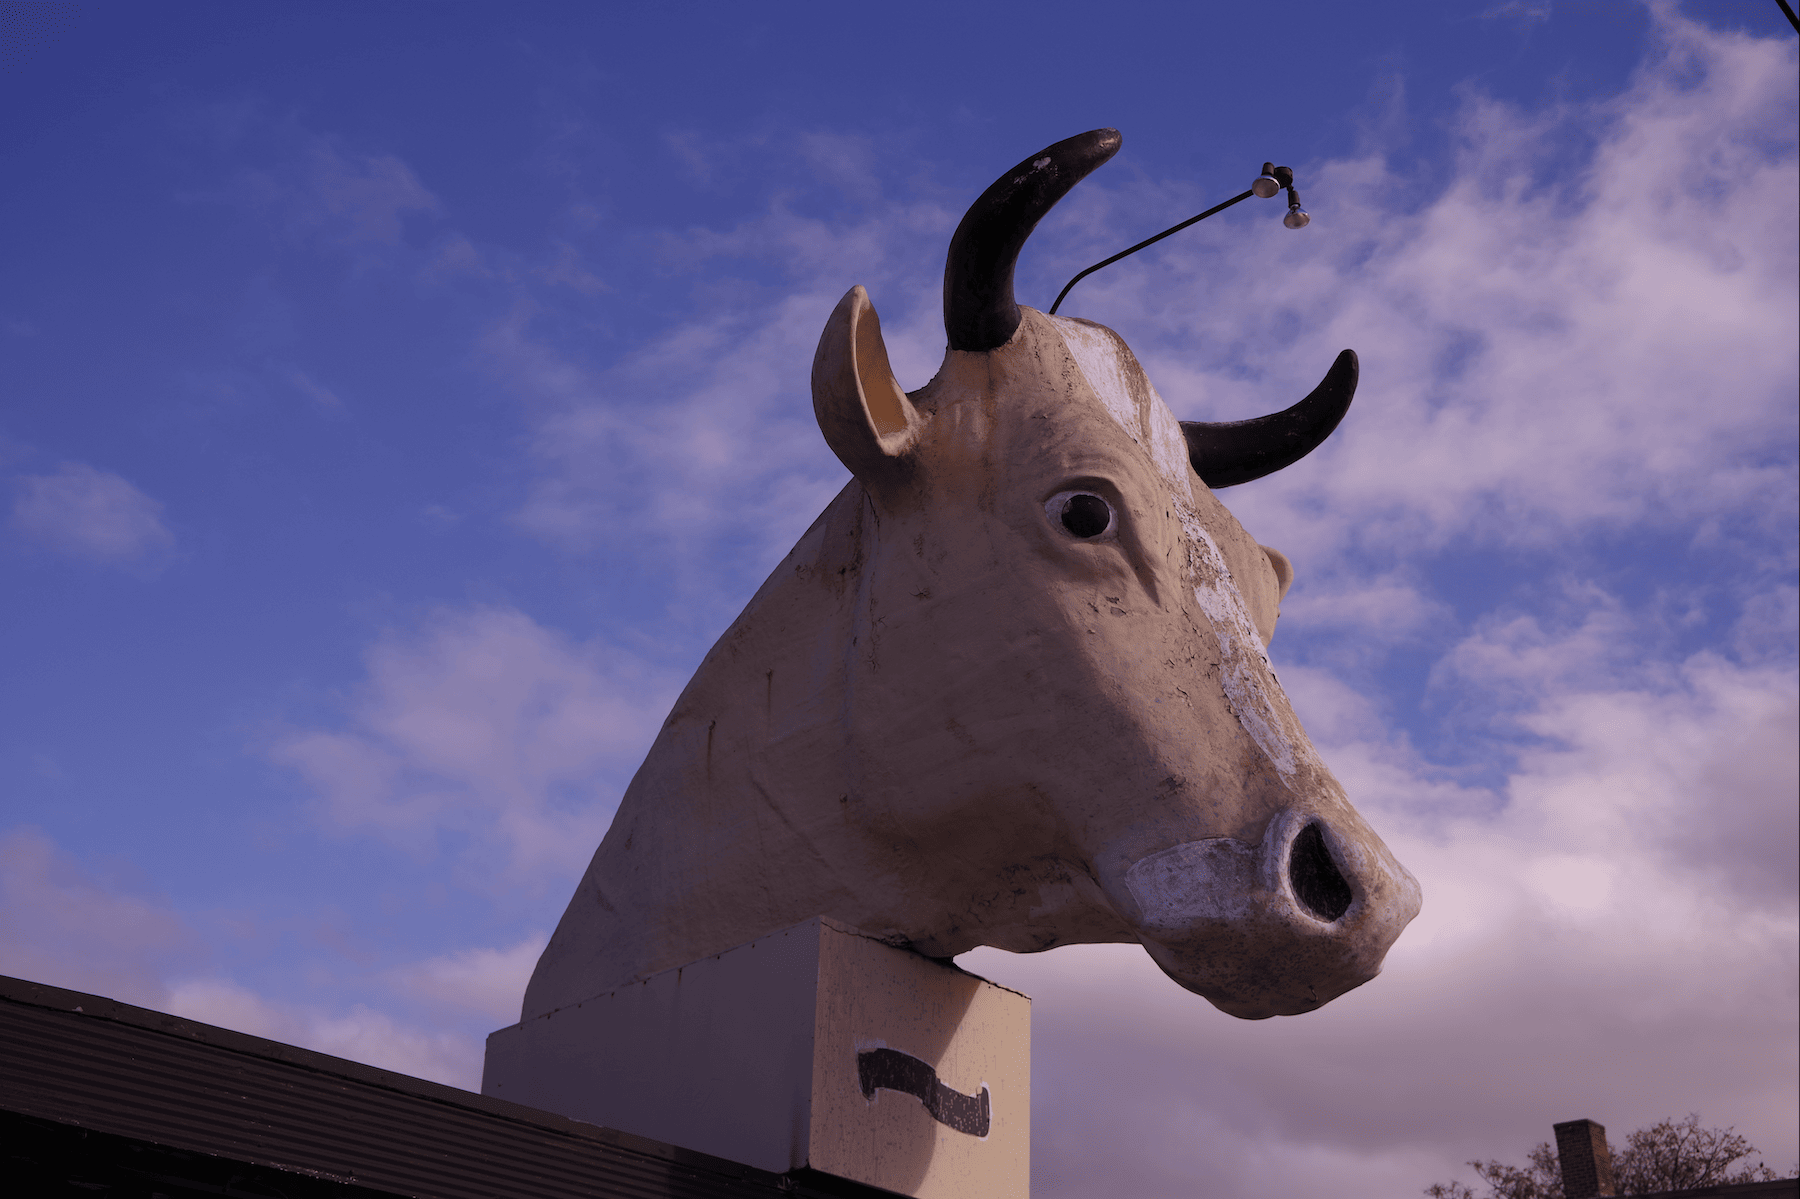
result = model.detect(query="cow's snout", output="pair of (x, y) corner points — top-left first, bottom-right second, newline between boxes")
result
(1117, 808), (1420, 1019)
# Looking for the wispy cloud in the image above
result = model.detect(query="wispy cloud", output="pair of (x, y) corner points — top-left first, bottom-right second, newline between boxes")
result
(9, 461), (175, 564)
(478, 194), (960, 639)
(269, 606), (679, 888)
(201, 133), (442, 249)
(0, 828), (200, 1007)
(283, 365), (344, 409)
(385, 932), (548, 1025)
(165, 978), (482, 1087)
(298, 139), (439, 243)
(0, 825), (519, 1089)
(493, 290), (853, 577)
(1095, 16), (1797, 572)
(1481, 1), (1553, 26)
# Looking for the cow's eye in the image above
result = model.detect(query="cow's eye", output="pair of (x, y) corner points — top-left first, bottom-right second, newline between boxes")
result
(1048, 491), (1115, 539)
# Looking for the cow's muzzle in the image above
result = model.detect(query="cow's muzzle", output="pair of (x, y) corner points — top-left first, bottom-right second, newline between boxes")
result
(1118, 808), (1421, 1019)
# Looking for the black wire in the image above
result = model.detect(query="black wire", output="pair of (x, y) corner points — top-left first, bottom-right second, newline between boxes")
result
(1778, 0), (1800, 35)
(1047, 189), (1256, 315)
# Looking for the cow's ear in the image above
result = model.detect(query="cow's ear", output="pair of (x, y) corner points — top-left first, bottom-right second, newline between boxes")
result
(812, 286), (923, 482)
(1261, 545), (1294, 603)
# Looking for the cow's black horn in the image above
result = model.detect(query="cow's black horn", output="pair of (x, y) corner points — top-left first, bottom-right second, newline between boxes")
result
(1183, 350), (1358, 488)
(944, 129), (1122, 352)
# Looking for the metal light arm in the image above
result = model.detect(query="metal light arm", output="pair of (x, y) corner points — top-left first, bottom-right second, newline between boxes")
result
(1047, 161), (1306, 316)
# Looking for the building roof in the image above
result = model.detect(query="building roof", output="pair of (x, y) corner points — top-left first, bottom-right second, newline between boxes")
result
(1, 974), (900, 1198)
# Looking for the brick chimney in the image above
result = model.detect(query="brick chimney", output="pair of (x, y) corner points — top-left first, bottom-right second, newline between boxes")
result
(1554, 1119), (1617, 1198)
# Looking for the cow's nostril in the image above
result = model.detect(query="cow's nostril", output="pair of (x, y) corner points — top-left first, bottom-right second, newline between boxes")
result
(1289, 822), (1353, 922)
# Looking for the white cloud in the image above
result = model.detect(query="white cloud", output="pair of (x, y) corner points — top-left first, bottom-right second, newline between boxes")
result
(296, 138), (439, 244)
(537, 241), (606, 294)
(0, 828), (198, 1007)
(1069, 8), (1797, 574)
(1276, 571), (1453, 648)
(479, 176), (955, 614)
(796, 130), (885, 204)
(270, 606), (679, 887)
(1481, 1), (1554, 24)
(207, 134), (441, 249)
(1504, 654), (1799, 908)
(0, 823), (511, 1090)
(10, 461), (174, 563)
(489, 289), (861, 608)
(1731, 581), (1799, 667)
(284, 365), (343, 408)
(385, 931), (548, 1025)
(165, 978), (482, 1088)
(1428, 586), (1646, 708)
(423, 231), (493, 282)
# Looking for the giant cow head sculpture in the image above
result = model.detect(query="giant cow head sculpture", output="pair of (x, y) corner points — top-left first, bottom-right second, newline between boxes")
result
(524, 130), (1420, 1022)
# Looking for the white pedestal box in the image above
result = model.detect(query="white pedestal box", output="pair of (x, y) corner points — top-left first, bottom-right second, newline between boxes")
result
(481, 917), (1030, 1199)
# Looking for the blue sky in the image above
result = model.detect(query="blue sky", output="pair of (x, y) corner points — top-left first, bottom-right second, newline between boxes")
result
(2, 2), (1795, 1195)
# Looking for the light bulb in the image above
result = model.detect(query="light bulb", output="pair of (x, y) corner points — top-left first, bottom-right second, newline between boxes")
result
(1283, 206), (1310, 229)
(1251, 175), (1281, 199)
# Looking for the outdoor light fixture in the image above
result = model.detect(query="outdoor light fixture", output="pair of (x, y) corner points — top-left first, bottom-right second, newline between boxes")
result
(1048, 161), (1312, 315)
(1271, 163), (1311, 229)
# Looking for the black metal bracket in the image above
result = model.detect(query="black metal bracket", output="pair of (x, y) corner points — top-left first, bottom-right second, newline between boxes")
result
(1047, 162), (1300, 316)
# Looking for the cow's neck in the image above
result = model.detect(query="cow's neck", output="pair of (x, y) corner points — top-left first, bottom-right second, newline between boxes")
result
(522, 481), (896, 1018)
